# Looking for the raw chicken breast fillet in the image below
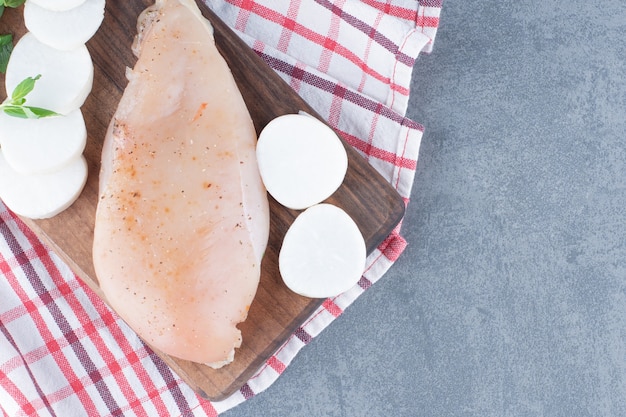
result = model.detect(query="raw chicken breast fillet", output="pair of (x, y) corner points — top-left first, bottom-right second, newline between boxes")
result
(93, 0), (270, 366)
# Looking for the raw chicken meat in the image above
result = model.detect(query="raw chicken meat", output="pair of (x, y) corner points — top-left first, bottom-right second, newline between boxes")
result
(92, 0), (270, 366)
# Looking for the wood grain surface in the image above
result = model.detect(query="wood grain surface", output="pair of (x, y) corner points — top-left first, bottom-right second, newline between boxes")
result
(0, 1), (405, 400)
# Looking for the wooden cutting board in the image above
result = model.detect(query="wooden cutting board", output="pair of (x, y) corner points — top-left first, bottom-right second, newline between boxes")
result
(0, 1), (405, 401)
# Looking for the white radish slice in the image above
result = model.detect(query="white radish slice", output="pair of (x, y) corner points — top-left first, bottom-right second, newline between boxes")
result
(4, 32), (93, 115)
(24, 0), (106, 51)
(256, 113), (348, 210)
(0, 110), (87, 175)
(0, 152), (88, 219)
(27, 0), (87, 12)
(279, 203), (367, 298)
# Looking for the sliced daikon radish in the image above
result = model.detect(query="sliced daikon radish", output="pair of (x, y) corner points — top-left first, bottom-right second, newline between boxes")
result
(0, 110), (87, 175)
(24, 0), (105, 51)
(256, 113), (348, 210)
(0, 151), (87, 219)
(5, 32), (93, 115)
(279, 203), (367, 298)
(28, 0), (87, 12)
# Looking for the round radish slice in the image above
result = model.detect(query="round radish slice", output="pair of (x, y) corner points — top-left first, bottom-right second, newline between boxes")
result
(5, 32), (93, 115)
(24, 0), (105, 51)
(279, 203), (366, 298)
(0, 110), (87, 175)
(256, 114), (348, 210)
(28, 0), (87, 12)
(0, 152), (88, 219)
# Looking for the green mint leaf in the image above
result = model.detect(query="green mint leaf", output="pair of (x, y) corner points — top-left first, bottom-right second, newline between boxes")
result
(1, 75), (58, 119)
(0, 34), (12, 47)
(0, 34), (12, 73)
(10, 74), (40, 104)
(2, 105), (28, 118)
(3, 0), (26, 8)
(1, 104), (59, 119)
(0, 6), (5, 19)
(0, 34), (11, 44)
(23, 106), (59, 118)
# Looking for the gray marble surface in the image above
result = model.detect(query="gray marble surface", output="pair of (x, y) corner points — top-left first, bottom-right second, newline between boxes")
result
(223, 1), (626, 415)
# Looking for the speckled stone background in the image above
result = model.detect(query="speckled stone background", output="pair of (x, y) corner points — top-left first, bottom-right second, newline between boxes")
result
(223, 1), (626, 415)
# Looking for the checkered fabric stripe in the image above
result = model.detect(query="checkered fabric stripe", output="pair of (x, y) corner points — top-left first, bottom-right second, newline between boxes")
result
(0, 0), (442, 415)
(0, 208), (219, 417)
(208, 0), (441, 115)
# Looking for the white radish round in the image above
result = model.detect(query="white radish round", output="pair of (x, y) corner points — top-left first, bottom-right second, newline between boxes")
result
(0, 152), (88, 219)
(0, 110), (87, 175)
(24, 0), (106, 51)
(279, 203), (367, 298)
(5, 32), (93, 115)
(256, 114), (348, 210)
(27, 0), (87, 12)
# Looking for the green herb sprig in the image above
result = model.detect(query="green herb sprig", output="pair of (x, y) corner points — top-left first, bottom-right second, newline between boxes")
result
(1, 75), (60, 119)
(0, 33), (11, 73)
(0, 0), (26, 19)
(1, 0), (27, 71)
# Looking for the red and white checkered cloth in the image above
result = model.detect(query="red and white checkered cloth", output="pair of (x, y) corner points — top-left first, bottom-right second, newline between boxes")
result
(0, 0), (442, 415)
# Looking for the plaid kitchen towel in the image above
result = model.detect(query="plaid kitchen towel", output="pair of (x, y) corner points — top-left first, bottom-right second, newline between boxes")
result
(0, 0), (442, 415)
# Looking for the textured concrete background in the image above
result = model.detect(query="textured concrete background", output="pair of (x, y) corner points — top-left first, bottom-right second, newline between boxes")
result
(223, 1), (626, 415)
